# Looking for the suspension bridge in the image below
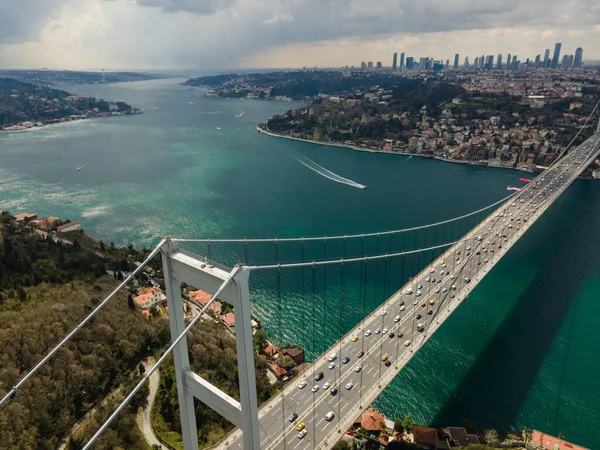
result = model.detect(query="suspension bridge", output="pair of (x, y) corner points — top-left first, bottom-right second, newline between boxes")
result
(1, 110), (599, 450)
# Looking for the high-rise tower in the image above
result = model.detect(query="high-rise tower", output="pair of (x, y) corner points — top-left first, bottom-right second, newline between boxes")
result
(574, 47), (583, 67)
(551, 42), (561, 68)
(454, 53), (460, 69)
(392, 52), (398, 71)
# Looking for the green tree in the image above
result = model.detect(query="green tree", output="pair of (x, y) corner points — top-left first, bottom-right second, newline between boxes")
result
(128, 294), (136, 310)
(393, 419), (404, 434)
(253, 329), (268, 354)
(402, 414), (413, 433)
(558, 432), (565, 440)
(278, 355), (295, 370)
(483, 429), (499, 445)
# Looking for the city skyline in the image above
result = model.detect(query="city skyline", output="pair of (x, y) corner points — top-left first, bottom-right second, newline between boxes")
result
(357, 42), (587, 71)
(0, 0), (599, 70)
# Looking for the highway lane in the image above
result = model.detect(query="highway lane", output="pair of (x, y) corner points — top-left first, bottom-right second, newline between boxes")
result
(219, 134), (600, 450)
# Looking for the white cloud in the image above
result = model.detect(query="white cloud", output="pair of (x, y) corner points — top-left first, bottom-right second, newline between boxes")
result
(263, 12), (294, 24)
(0, 0), (599, 71)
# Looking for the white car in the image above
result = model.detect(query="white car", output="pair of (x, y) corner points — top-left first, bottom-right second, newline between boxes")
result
(354, 366), (362, 373)
(323, 382), (331, 390)
(328, 353), (337, 362)
(328, 362), (335, 370)
(381, 310), (387, 316)
(430, 268), (435, 273)
(382, 328), (388, 334)
(416, 290), (422, 296)
(298, 381), (307, 389)
(451, 284), (457, 290)
(464, 277), (470, 283)
(346, 382), (353, 390)
(394, 315), (401, 322)
(442, 287), (448, 293)
(312, 385), (319, 392)
(374, 329), (381, 334)
(365, 330), (372, 336)
(298, 429), (307, 439)
(399, 305), (405, 311)
(425, 277), (430, 282)
(413, 299), (418, 305)
(404, 340), (411, 346)
(435, 287), (440, 293)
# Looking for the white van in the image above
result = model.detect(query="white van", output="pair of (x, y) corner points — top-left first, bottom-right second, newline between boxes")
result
(328, 353), (337, 362)
(325, 411), (335, 421)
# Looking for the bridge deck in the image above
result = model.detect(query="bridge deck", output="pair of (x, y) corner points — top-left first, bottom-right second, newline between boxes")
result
(217, 134), (600, 450)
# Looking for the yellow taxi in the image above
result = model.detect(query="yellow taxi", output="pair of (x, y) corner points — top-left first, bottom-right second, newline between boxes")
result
(381, 354), (388, 362)
(352, 335), (359, 342)
(296, 423), (305, 432)
(429, 300), (435, 305)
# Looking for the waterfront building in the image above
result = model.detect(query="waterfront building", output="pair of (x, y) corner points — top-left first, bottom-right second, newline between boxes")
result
(551, 42), (561, 68)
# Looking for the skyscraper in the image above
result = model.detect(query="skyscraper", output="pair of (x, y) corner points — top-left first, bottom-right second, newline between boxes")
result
(512, 55), (518, 68)
(361, 62), (367, 69)
(454, 53), (460, 69)
(497, 54), (503, 69)
(392, 52), (398, 71)
(544, 49), (550, 67)
(400, 52), (405, 70)
(551, 42), (561, 68)
(507, 53), (512, 69)
(406, 57), (414, 69)
(473, 57), (479, 69)
(534, 54), (541, 67)
(574, 47), (583, 67)
(367, 61), (373, 68)
(485, 55), (494, 69)
(463, 56), (469, 68)
(376, 61), (382, 69)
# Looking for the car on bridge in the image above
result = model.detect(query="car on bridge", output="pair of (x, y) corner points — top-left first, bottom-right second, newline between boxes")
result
(328, 362), (335, 369)
(394, 315), (401, 322)
(328, 353), (337, 361)
(365, 330), (372, 336)
(298, 429), (307, 439)
(312, 385), (319, 392)
(323, 382), (331, 390)
(298, 381), (307, 389)
(385, 360), (392, 367)
(330, 387), (338, 395)
(326, 411), (335, 421)
(346, 382), (353, 390)
(315, 371), (324, 381)
(357, 351), (364, 358)
(297, 422), (305, 431)
(352, 335), (359, 342)
(404, 340), (411, 346)
(381, 354), (389, 361)
(343, 356), (350, 364)
(355, 366), (362, 372)
(289, 413), (298, 422)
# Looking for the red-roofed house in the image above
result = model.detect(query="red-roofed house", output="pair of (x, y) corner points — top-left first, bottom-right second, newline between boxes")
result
(57, 221), (81, 233)
(14, 213), (37, 222)
(189, 289), (212, 305)
(269, 362), (287, 379)
(413, 425), (438, 448)
(264, 344), (280, 358)
(531, 430), (589, 450)
(220, 312), (235, 327)
(36, 217), (60, 231)
(133, 288), (166, 309)
(357, 411), (386, 433)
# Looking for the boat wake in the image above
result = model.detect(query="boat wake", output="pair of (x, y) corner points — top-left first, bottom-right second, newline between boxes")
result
(292, 154), (367, 189)
(507, 185), (522, 191)
(235, 110), (245, 118)
(197, 111), (222, 115)
(188, 101), (194, 105)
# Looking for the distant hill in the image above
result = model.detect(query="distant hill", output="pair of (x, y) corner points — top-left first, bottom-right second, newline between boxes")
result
(0, 69), (174, 86)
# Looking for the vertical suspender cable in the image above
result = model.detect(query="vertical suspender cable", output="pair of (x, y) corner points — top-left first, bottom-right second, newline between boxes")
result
(322, 238), (328, 355)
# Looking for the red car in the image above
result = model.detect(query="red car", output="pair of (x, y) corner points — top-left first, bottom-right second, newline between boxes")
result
(421, 302), (426, 307)
(346, 430), (354, 436)
(397, 332), (404, 338)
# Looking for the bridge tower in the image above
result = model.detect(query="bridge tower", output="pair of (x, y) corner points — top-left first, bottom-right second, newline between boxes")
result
(161, 240), (260, 450)
(597, 111), (600, 134)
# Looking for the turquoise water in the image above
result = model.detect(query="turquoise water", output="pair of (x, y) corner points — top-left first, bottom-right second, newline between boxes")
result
(1, 79), (598, 447)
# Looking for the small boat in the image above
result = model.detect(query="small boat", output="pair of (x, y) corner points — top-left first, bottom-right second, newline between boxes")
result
(216, 127), (221, 130)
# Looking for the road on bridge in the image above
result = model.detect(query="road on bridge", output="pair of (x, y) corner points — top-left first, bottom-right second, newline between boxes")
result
(217, 133), (600, 450)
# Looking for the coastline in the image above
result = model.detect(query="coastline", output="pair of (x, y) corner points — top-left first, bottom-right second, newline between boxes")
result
(1, 111), (142, 133)
(256, 125), (538, 174)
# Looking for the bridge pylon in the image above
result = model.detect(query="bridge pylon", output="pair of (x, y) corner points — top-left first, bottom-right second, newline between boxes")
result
(161, 240), (260, 450)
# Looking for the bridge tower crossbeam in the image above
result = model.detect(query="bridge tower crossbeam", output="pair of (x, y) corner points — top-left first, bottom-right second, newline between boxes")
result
(161, 240), (260, 450)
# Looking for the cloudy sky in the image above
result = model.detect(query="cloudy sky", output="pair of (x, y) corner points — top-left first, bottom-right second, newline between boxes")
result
(0, 0), (598, 71)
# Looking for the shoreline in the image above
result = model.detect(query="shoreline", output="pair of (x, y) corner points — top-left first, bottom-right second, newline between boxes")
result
(1, 111), (142, 133)
(256, 125), (540, 174)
